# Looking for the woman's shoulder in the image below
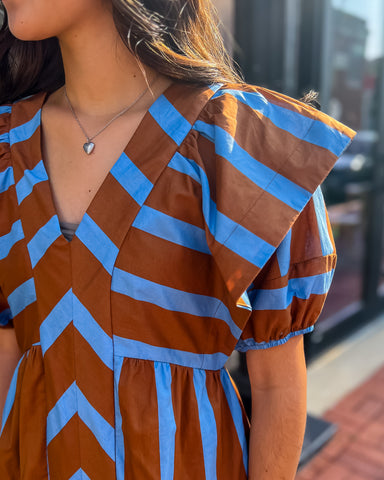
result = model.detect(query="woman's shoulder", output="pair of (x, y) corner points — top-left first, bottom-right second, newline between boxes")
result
(0, 92), (45, 153)
(196, 81), (356, 159)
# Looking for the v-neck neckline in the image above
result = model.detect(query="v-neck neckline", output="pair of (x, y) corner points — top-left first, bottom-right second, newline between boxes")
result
(11, 81), (223, 268)
(36, 81), (177, 245)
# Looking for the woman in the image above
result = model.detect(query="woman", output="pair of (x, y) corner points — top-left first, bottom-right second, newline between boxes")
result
(0, 0), (354, 479)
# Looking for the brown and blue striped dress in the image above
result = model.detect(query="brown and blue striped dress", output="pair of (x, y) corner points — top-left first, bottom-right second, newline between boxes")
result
(0, 82), (355, 479)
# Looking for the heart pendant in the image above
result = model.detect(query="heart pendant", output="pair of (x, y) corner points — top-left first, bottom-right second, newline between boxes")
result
(83, 142), (95, 155)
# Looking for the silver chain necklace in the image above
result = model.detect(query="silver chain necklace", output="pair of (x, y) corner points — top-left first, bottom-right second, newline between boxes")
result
(64, 82), (153, 155)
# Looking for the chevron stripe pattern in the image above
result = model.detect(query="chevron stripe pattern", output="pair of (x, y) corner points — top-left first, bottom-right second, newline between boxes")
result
(0, 82), (355, 479)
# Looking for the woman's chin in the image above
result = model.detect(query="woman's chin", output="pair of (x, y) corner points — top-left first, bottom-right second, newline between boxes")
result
(8, 22), (52, 42)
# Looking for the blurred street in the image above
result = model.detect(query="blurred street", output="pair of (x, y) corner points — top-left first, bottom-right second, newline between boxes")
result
(297, 314), (384, 478)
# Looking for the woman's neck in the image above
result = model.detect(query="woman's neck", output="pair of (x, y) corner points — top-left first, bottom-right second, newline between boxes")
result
(56, 7), (157, 117)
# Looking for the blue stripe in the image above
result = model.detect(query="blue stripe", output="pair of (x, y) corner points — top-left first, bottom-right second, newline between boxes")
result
(111, 268), (241, 338)
(149, 95), (192, 146)
(154, 362), (176, 480)
(47, 381), (115, 461)
(289, 270), (335, 298)
(305, 117), (353, 156)
(114, 356), (125, 480)
(0, 219), (24, 260)
(73, 294), (113, 370)
(312, 187), (334, 256)
(248, 270), (335, 311)
(218, 215), (276, 268)
(7, 278), (36, 317)
(40, 289), (72, 355)
(77, 385), (115, 461)
(236, 326), (315, 352)
(0, 133), (8, 144)
(47, 381), (77, 444)
(132, 205), (210, 254)
(69, 469), (91, 480)
(9, 110), (41, 145)
(0, 166), (14, 194)
(110, 152), (153, 206)
(0, 308), (12, 326)
(212, 89), (352, 156)
(16, 160), (49, 204)
(113, 336), (228, 370)
(276, 228), (291, 277)
(0, 106), (11, 115)
(0, 353), (25, 435)
(196, 160), (275, 268)
(193, 369), (217, 480)
(27, 216), (61, 268)
(76, 214), (118, 275)
(194, 120), (311, 212)
(168, 152), (202, 184)
(220, 369), (248, 474)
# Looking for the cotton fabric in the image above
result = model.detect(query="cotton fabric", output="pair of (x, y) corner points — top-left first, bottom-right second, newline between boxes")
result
(0, 82), (355, 479)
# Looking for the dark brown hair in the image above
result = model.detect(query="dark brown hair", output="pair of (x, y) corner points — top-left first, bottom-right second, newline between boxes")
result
(0, 0), (243, 104)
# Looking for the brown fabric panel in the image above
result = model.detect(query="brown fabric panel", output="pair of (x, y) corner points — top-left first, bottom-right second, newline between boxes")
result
(12, 303), (39, 354)
(43, 324), (76, 412)
(73, 330), (114, 426)
(164, 83), (218, 126)
(112, 292), (236, 355)
(32, 243), (71, 321)
(222, 185), (298, 248)
(19, 347), (48, 479)
(84, 174), (140, 249)
(291, 254), (336, 280)
(290, 294), (330, 332)
(251, 253), (336, 292)
(170, 365), (206, 480)
(0, 240), (33, 295)
(213, 242), (261, 303)
(77, 420), (116, 480)
(0, 353), (26, 479)
(145, 164), (205, 229)
(10, 129), (42, 182)
(9, 93), (45, 130)
(0, 188), (18, 235)
(71, 242), (113, 336)
(205, 371), (248, 480)
(116, 227), (218, 296)
(47, 414), (81, 479)
(16, 181), (57, 238)
(119, 358), (161, 479)
(0, 108), (10, 144)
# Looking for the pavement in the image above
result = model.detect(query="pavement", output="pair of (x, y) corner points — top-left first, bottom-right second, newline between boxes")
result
(296, 313), (384, 479)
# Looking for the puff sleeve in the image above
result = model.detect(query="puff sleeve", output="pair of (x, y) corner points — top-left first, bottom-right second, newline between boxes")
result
(235, 186), (335, 350)
(189, 83), (356, 347)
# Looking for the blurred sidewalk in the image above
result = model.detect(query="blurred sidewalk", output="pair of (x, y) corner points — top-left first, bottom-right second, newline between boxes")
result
(297, 314), (384, 479)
